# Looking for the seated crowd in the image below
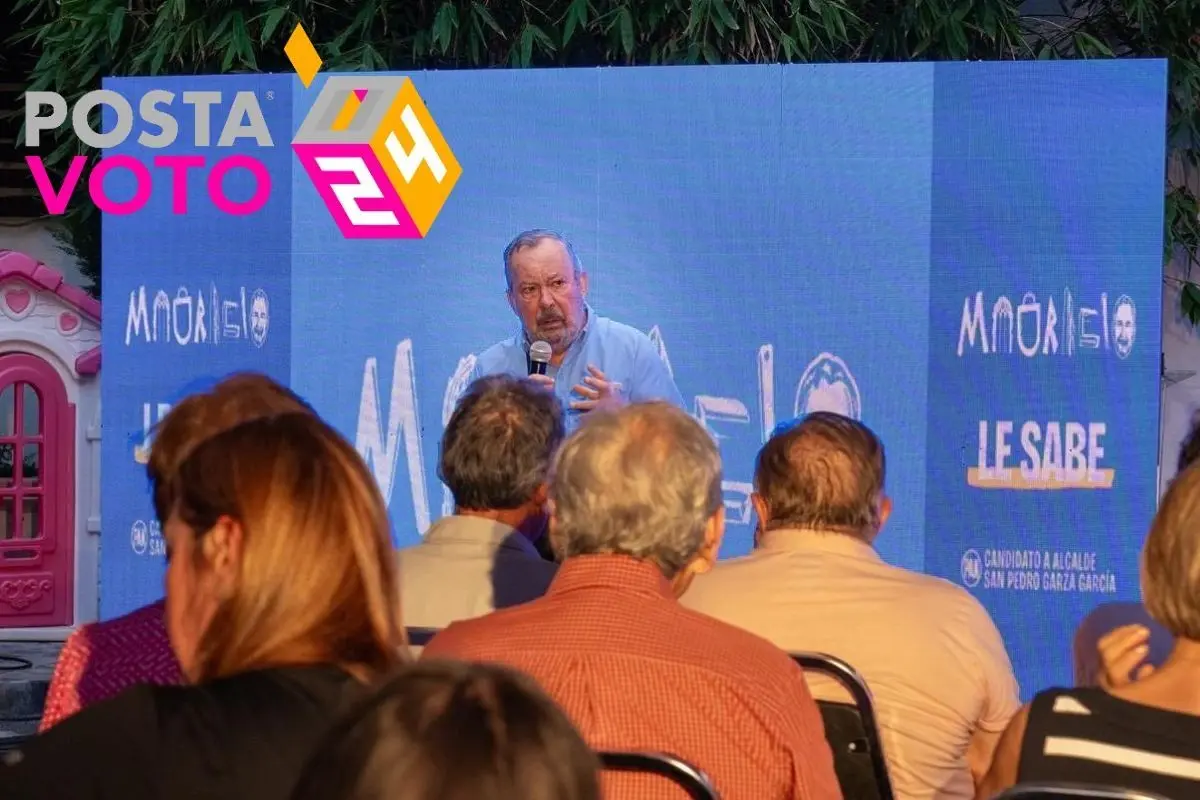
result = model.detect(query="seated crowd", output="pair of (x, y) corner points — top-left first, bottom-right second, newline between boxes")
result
(1, 371), (1195, 799)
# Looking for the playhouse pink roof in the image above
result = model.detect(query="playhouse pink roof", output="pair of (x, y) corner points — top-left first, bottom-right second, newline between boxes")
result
(0, 250), (101, 376)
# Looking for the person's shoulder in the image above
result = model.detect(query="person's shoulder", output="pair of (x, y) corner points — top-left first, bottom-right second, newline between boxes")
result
(881, 561), (988, 609)
(679, 554), (769, 608)
(676, 602), (801, 679)
(593, 315), (654, 348)
(423, 601), (545, 657)
(477, 334), (521, 364)
(87, 600), (168, 642)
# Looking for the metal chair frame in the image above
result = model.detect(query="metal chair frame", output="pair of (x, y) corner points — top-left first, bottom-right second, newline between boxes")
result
(792, 651), (895, 800)
(598, 751), (720, 800)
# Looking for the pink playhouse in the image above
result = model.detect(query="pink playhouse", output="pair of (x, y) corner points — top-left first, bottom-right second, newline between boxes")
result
(0, 250), (100, 637)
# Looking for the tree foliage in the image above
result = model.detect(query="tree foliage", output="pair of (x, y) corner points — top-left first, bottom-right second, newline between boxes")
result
(6, 0), (1199, 314)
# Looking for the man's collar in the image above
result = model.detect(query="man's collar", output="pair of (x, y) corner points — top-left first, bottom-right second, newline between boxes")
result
(756, 528), (881, 561)
(422, 515), (542, 557)
(546, 553), (675, 599)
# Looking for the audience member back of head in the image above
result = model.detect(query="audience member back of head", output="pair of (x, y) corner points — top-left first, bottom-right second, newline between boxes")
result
(292, 661), (600, 800)
(39, 373), (318, 731)
(422, 401), (843, 800)
(398, 375), (564, 631)
(0, 377), (404, 800)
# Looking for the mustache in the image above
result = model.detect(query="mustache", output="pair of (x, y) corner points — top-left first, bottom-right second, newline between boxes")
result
(537, 313), (565, 325)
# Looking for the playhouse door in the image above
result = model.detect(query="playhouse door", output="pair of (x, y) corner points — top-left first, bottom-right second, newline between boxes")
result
(0, 353), (74, 627)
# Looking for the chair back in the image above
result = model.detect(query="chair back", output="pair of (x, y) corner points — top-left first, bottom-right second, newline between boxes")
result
(405, 627), (441, 647)
(791, 652), (894, 800)
(993, 783), (1175, 800)
(597, 751), (720, 800)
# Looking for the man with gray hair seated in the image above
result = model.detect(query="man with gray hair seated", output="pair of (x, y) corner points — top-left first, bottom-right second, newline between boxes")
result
(422, 402), (841, 799)
(397, 374), (563, 630)
(683, 412), (1019, 800)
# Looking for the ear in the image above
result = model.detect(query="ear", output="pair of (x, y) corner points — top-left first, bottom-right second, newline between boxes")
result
(506, 288), (518, 316)
(751, 492), (769, 536)
(693, 505), (726, 575)
(529, 482), (549, 508)
(877, 495), (893, 531)
(546, 499), (564, 557)
(201, 516), (244, 596)
(578, 271), (589, 298)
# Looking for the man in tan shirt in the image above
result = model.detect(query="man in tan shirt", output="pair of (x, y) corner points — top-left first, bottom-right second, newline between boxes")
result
(397, 375), (562, 630)
(683, 412), (1020, 800)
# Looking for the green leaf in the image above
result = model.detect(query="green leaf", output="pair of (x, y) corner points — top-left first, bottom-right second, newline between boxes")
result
(150, 41), (168, 75)
(1073, 31), (1114, 57)
(562, 0), (588, 47)
(433, 2), (458, 53)
(1185, 283), (1200, 309)
(710, 0), (739, 32)
(947, 21), (968, 57)
(473, 2), (505, 38)
(108, 6), (125, 47)
(687, 0), (706, 35)
(260, 7), (288, 46)
(519, 24), (534, 66)
(206, 12), (234, 48)
(617, 6), (634, 59)
(702, 40), (720, 64)
(531, 24), (556, 52)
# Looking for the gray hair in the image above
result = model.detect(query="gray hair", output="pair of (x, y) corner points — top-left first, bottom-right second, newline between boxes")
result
(439, 375), (565, 510)
(503, 229), (584, 290)
(550, 402), (723, 578)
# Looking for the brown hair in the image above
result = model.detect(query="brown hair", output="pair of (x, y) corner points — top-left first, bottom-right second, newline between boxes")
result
(290, 661), (600, 800)
(1143, 462), (1200, 640)
(147, 372), (313, 520)
(151, 378), (403, 682)
(754, 411), (886, 535)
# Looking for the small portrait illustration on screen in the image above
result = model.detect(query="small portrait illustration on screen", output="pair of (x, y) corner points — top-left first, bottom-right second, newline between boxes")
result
(1112, 294), (1135, 360)
(794, 352), (861, 420)
(250, 289), (270, 349)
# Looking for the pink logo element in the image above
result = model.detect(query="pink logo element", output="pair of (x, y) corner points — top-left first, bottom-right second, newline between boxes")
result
(89, 155), (153, 214)
(353, 89), (368, 101)
(153, 155), (205, 213)
(292, 141), (421, 239)
(5, 289), (31, 315)
(207, 155), (272, 215)
(26, 156), (87, 215)
(27, 153), (271, 216)
(59, 312), (79, 333)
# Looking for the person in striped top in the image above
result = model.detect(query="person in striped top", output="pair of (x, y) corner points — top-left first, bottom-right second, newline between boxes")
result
(977, 461), (1200, 799)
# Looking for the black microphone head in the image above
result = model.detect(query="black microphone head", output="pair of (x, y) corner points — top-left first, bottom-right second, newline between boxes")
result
(529, 340), (552, 376)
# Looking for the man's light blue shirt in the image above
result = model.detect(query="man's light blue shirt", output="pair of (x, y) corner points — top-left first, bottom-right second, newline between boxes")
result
(472, 308), (685, 430)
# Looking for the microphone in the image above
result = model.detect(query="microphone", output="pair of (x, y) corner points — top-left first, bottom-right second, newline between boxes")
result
(529, 340), (553, 376)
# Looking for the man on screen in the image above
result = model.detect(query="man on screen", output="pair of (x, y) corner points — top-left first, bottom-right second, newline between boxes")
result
(472, 230), (684, 427)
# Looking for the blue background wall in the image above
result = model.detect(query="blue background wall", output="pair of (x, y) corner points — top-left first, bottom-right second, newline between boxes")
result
(101, 60), (1166, 697)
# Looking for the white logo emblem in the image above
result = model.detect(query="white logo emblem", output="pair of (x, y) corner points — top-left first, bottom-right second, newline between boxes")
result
(795, 353), (861, 419)
(250, 289), (270, 348)
(1112, 295), (1135, 360)
(961, 549), (982, 588)
(131, 520), (148, 555)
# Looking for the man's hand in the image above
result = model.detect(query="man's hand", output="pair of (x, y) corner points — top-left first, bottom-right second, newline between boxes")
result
(570, 364), (623, 412)
(526, 373), (555, 390)
(1098, 624), (1156, 689)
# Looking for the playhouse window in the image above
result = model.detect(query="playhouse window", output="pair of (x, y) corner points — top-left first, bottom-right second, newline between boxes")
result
(0, 381), (43, 541)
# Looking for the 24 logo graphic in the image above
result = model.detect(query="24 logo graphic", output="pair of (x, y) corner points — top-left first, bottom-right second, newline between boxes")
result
(286, 26), (462, 239)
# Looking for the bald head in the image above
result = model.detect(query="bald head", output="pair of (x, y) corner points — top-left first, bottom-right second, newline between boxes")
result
(754, 412), (886, 537)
